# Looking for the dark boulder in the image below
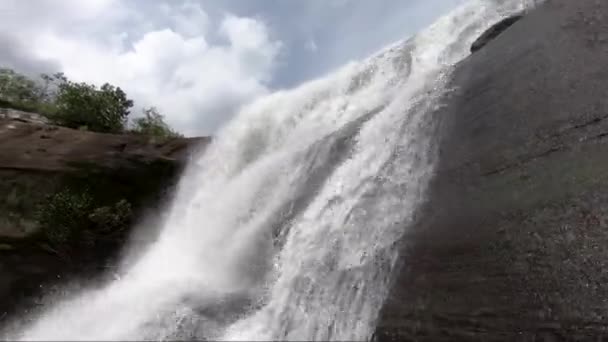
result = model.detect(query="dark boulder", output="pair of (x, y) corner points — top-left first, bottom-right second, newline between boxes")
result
(470, 14), (523, 53)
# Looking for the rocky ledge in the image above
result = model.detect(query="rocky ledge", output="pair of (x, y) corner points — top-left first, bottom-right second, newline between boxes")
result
(0, 112), (209, 325)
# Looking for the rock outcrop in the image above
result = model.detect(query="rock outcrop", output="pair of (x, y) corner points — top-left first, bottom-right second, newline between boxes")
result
(376, 0), (608, 340)
(0, 116), (207, 237)
(0, 115), (209, 324)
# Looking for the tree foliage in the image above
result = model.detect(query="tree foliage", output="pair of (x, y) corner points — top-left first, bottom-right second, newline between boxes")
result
(0, 67), (180, 137)
(131, 107), (181, 138)
(53, 81), (134, 133)
(0, 68), (42, 104)
(36, 188), (94, 248)
(36, 188), (133, 254)
(39, 72), (68, 102)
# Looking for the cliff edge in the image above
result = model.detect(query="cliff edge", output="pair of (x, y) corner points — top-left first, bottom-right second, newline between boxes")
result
(0, 111), (208, 323)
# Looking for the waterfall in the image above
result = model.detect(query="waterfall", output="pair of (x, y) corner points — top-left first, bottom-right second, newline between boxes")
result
(3, 0), (535, 340)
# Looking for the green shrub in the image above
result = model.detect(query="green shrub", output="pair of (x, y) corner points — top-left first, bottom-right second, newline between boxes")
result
(1, 66), (182, 137)
(131, 107), (182, 139)
(88, 199), (132, 235)
(36, 188), (133, 254)
(37, 188), (94, 247)
(52, 81), (134, 133)
(0, 67), (134, 133)
(0, 68), (43, 104)
(0, 69), (63, 116)
(0, 99), (58, 118)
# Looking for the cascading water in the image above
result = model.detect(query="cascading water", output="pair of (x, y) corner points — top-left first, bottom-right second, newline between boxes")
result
(2, 0), (537, 340)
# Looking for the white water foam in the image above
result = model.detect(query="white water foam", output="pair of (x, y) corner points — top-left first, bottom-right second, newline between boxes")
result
(4, 0), (537, 340)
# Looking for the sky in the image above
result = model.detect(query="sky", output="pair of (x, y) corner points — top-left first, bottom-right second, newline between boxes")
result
(0, 0), (464, 136)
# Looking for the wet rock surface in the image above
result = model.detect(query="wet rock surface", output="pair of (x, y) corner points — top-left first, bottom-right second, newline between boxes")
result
(376, 0), (608, 340)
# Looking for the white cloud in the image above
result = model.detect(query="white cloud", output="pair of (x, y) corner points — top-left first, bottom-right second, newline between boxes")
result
(0, 0), (123, 38)
(161, 1), (210, 37)
(0, 0), (464, 134)
(306, 38), (318, 53)
(0, 1), (281, 136)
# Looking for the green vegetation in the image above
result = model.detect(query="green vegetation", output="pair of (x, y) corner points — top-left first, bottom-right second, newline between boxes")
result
(36, 187), (132, 255)
(0, 68), (60, 116)
(0, 157), (179, 258)
(131, 107), (182, 139)
(53, 81), (133, 133)
(0, 67), (185, 257)
(0, 68), (42, 104)
(0, 67), (179, 136)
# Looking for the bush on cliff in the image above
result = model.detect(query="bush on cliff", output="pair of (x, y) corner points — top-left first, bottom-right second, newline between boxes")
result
(52, 81), (134, 133)
(0, 67), (181, 137)
(0, 68), (134, 132)
(0, 68), (42, 104)
(131, 107), (182, 139)
(0, 68), (59, 116)
(36, 188), (133, 256)
(36, 188), (93, 247)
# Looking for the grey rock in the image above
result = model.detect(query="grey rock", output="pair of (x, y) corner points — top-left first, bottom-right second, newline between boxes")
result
(376, 0), (608, 340)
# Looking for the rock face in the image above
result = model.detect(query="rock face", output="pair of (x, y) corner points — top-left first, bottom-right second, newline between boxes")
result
(0, 116), (209, 324)
(470, 14), (523, 53)
(376, 0), (608, 340)
(0, 116), (207, 237)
